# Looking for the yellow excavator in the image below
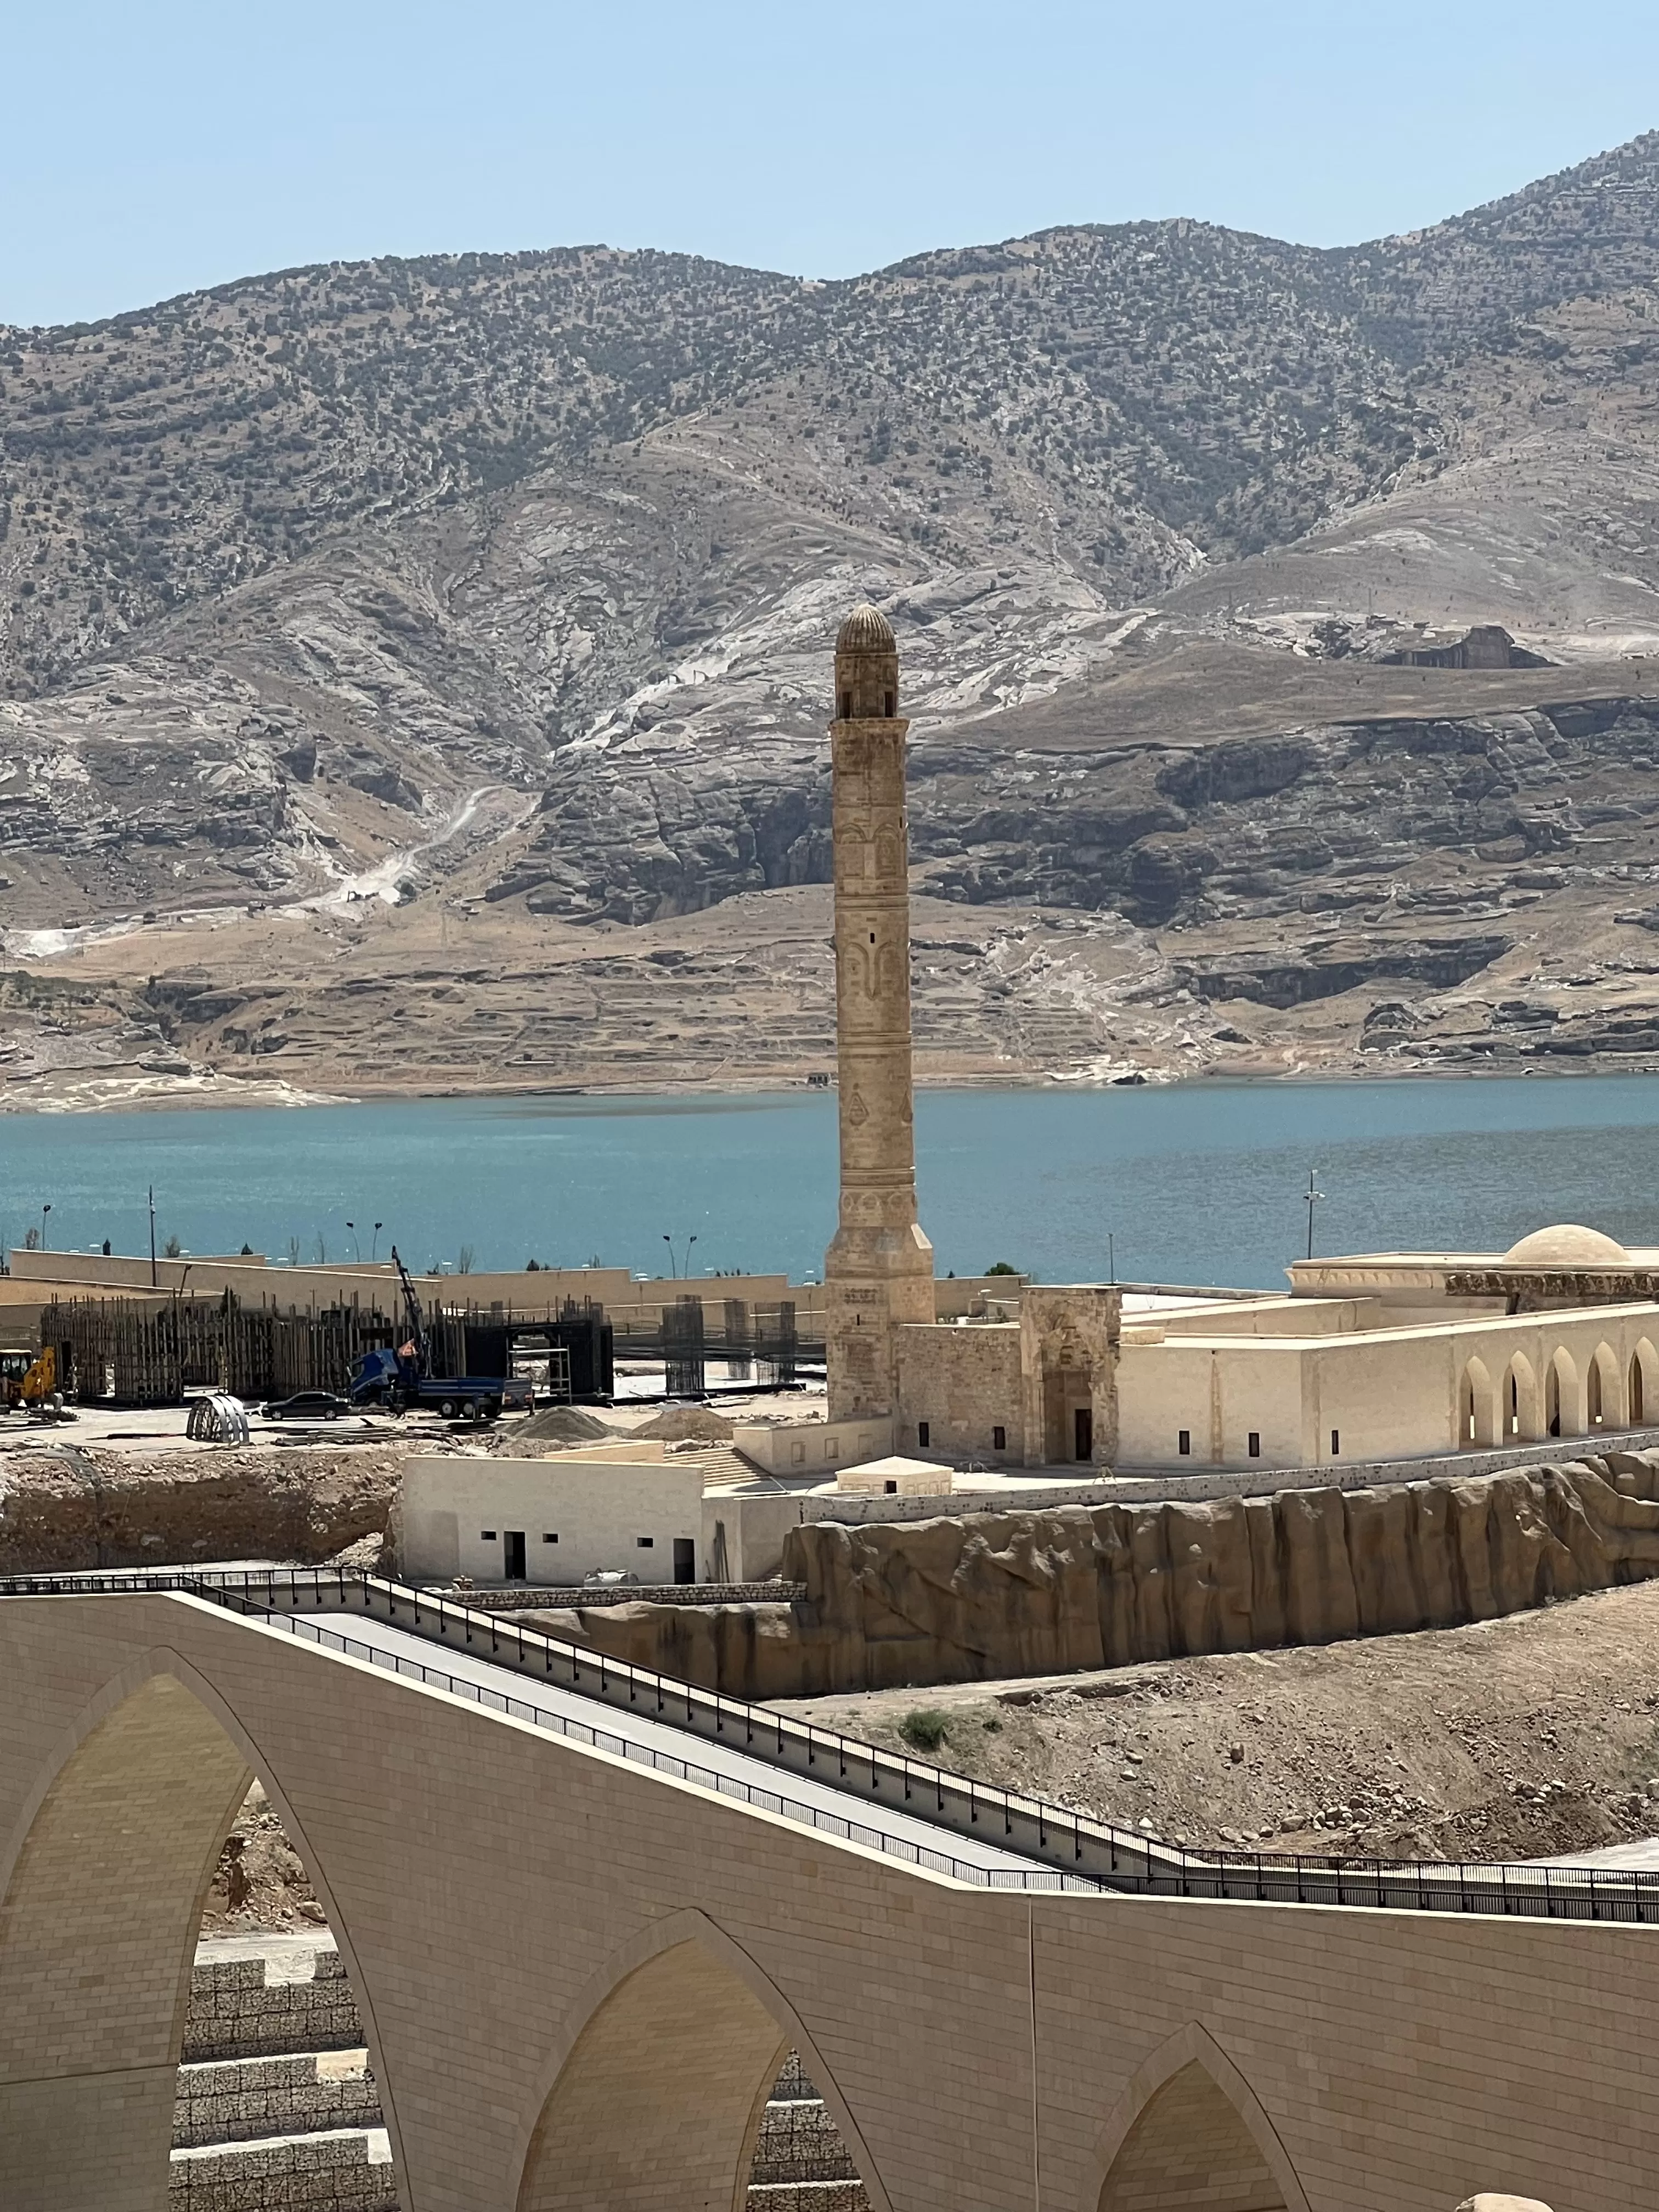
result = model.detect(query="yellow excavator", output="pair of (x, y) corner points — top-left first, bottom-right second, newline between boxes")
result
(1, 1345), (71, 1417)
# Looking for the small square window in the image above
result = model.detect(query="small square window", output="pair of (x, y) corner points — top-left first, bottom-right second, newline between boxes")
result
(1177, 1430), (1190, 1457)
(992, 1424), (1006, 1451)
(481, 1530), (497, 1541)
(918, 1420), (930, 1447)
(542, 1533), (558, 1544)
(884, 1480), (898, 1494)
(1248, 1432), (1260, 1458)
(637, 1536), (654, 1548)
(1330, 1429), (1340, 1455)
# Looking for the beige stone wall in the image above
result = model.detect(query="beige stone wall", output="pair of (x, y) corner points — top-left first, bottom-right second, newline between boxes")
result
(1119, 1300), (1659, 1470)
(894, 1323), (1022, 1462)
(1020, 1286), (1120, 1467)
(398, 1454), (706, 1585)
(2, 1592), (1656, 2211)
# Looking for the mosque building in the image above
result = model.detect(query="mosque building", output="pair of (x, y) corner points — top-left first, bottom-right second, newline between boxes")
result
(818, 607), (1659, 1480)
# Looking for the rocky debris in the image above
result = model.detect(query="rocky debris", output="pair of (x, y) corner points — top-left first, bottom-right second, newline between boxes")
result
(0, 1444), (399, 1573)
(202, 1781), (325, 1931)
(548, 1452), (1659, 1701)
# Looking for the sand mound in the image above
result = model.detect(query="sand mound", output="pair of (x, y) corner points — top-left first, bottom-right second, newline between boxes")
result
(514, 1406), (612, 1445)
(636, 1406), (735, 1442)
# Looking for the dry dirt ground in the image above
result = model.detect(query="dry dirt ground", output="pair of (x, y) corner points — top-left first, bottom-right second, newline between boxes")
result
(781, 1578), (1659, 1864)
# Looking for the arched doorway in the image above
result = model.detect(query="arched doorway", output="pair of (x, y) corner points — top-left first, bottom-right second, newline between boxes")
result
(1544, 1349), (1577, 1439)
(1633, 1340), (1658, 1427)
(0, 1666), (399, 2212)
(516, 1929), (882, 2212)
(1460, 1357), (1496, 1447)
(1588, 1344), (1622, 1429)
(1098, 2055), (1294, 2212)
(1503, 1353), (1539, 1441)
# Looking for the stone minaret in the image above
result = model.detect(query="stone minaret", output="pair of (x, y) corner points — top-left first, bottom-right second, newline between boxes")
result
(824, 605), (935, 1423)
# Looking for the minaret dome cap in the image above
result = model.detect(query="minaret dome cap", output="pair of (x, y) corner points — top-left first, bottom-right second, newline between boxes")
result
(836, 603), (896, 654)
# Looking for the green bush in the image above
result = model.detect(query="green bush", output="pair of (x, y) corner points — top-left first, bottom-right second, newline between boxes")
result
(898, 1708), (951, 1753)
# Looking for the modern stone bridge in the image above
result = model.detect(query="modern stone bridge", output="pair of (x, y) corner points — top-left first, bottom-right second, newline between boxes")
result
(1, 1578), (1654, 2212)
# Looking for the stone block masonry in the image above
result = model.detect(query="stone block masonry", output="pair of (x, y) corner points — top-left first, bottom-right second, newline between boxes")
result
(4, 1585), (1650, 2211)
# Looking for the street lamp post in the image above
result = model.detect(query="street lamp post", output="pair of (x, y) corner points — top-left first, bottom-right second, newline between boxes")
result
(372, 1222), (383, 1262)
(149, 1186), (157, 1288)
(1305, 1167), (1325, 1262)
(662, 1233), (677, 1279)
(347, 1221), (360, 1262)
(40, 1203), (50, 1253)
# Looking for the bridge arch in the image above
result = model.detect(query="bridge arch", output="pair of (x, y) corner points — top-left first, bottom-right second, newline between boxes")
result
(513, 1907), (891, 2212)
(0, 1647), (406, 2212)
(1086, 2022), (1309, 2212)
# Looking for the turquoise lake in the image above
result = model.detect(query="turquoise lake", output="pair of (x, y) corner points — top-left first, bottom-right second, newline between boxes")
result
(4, 1076), (1659, 1290)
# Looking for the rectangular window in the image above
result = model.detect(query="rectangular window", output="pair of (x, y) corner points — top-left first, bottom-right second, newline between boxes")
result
(884, 1480), (898, 1494)
(1248, 1432), (1260, 1458)
(992, 1424), (1006, 1451)
(542, 1533), (558, 1543)
(918, 1420), (930, 1447)
(1177, 1431), (1190, 1457)
(481, 1530), (497, 1541)
(1330, 1429), (1340, 1455)
(636, 1536), (654, 1549)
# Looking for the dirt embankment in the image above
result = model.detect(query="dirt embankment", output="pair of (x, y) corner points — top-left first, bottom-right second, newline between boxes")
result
(0, 1445), (398, 1573)
(784, 1577), (1659, 1864)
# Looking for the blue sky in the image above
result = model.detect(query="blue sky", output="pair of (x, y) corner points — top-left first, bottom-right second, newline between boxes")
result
(5, 0), (1658, 328)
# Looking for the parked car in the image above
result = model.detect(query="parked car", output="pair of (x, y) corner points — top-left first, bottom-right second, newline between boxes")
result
(582, 1568), (640, 1588)
(261, 1390), (349, 1421)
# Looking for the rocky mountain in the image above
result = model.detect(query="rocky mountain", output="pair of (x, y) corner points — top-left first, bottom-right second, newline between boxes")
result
(7, 132), (1659, 1103)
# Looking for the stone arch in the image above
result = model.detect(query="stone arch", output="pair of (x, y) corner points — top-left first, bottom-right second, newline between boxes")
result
(1086, 2023), (1309, 2212)
(0, 1648), (406, 2212)
(1632, 1338), (1658, 1427)
(1589, 1341), (1624, 1429)
(1460, 1355), (1498, 1447)
(512, 1908), (890, 2212)
(1503, 1351), (1541, 1441)
(1544, 1346), (1580, 1438)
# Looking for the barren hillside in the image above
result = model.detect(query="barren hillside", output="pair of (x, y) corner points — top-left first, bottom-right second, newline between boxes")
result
(8, 134), (1659, 1101)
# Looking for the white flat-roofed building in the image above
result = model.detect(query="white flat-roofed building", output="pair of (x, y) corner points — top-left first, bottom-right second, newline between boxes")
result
(399, 1444), (706, 1587)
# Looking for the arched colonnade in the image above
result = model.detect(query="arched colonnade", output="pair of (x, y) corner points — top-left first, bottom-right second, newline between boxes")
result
(1461, 1336), (1659, 1446)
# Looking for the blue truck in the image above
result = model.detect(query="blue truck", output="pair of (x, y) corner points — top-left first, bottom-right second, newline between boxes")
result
(347, 1247), (533, 1421)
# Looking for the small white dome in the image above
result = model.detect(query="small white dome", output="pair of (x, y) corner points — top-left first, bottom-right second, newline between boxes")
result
(1502, 1223), (1630, 1267)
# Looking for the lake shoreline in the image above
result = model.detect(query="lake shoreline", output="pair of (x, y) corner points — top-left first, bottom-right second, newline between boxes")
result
(2, 1058), (1646, 1119)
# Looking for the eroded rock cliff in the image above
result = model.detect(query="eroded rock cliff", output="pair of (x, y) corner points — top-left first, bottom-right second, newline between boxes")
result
(536, 1452), (1659, 1698)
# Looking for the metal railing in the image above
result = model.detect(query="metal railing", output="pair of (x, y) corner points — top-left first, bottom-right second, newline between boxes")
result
(8, 1567), (1659, 1925)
